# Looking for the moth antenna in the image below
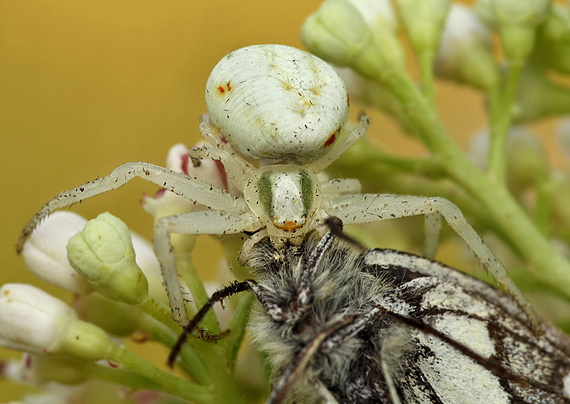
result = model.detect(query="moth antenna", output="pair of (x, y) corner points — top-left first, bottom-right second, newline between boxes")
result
(168, 280), (253, 367)
(323, 216), (366, 251)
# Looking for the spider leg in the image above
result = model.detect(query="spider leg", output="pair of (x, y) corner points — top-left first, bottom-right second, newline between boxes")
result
(328, 194), (540, 332)
(154, 210), (260, 325)
(307, 114), (370, 174)
(320, 178), (362, 195)
(191, 119), (255, 191)
(17, 162), (238, 251)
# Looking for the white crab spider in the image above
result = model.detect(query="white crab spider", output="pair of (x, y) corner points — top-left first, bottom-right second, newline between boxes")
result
(17, 44), (535, 329)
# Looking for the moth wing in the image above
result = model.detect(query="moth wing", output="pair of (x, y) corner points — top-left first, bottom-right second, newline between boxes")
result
(365, 249), (570, 403)
(377, 320), (513, 404)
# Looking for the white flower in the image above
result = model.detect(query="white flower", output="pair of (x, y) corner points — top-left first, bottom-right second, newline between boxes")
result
(21, 212), (92, 293)
(1, 354), (36, 385)
(0, 284), (110, 360)
(435, 4), (499, 90)
(143, 143), (237, 221)
(66, 213), (149, 305)
(0, 284), (76, 354)
(346, 0), (397, 34)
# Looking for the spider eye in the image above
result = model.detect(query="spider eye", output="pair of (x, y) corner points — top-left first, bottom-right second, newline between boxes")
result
(205, 44), (349, 165)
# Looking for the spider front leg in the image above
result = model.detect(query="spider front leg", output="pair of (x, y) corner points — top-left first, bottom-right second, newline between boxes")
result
(154, 209), (260, 325)
(17, 162), (238, 251)
(307, 114), (370, 174)
(328, 194), (540, 331)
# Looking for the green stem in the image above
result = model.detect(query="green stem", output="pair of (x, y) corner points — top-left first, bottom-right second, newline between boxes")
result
(534, 179), (554, 236)
(176, 251), (220, 333)
(442, 133), (570, 301)
(376, 68), (570, 302)
(136, 296), (182, 334)
(488, 63), (523, 182)
(106, 343), (214, 403)
(225, 293), (254, 365)
(419, 50), (436, 103)
(361, 146), (445, 177)
(84, 361), (165, 392)
(137, 314), (211, 386)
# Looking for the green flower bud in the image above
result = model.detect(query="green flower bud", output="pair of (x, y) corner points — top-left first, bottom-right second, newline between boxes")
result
(476, 0), (551, 27)
(476, 0), (552, 64)
(395, 0), (451, 55)
(337, 67), (415, 133)
(67, 212), (149, 305)
(55, 320), (112, 361)
(512, 66), (570, 123)
(531, 4), (570, 74)
(506, 128), (549, 190)
(301, 0), (404, 81)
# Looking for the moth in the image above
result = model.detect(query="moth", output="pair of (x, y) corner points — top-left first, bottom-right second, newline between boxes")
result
(170, 218), (570, 404)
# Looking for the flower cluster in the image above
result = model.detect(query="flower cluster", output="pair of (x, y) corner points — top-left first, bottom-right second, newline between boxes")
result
(5, 0), (570, 402)
(3, 144), (258, 403)
(302, 0), (570, 310)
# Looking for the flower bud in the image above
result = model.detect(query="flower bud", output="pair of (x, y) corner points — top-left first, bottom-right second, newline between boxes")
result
(67, 212), (148, 305)
(131, 232), (169, 304)
(395, 0), (451, 55)
(475, 0), (551, 64)
(301, 0), (404, 81)
(435, 4), (499, 91)
(512, 66), (570, 123)
(506, 128), (549, 189)
(531, 4), (570, 74)
(21, 212), (92, 293)
(0, 284), (111, 360)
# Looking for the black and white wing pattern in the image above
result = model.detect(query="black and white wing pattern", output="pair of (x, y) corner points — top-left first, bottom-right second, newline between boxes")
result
(246, 235), (570, 404)
(360, 249), (570, 404)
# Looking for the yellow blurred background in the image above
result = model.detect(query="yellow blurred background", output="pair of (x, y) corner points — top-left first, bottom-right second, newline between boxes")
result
(0, 0), (328, 399)
(0, 0), (566, 401)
